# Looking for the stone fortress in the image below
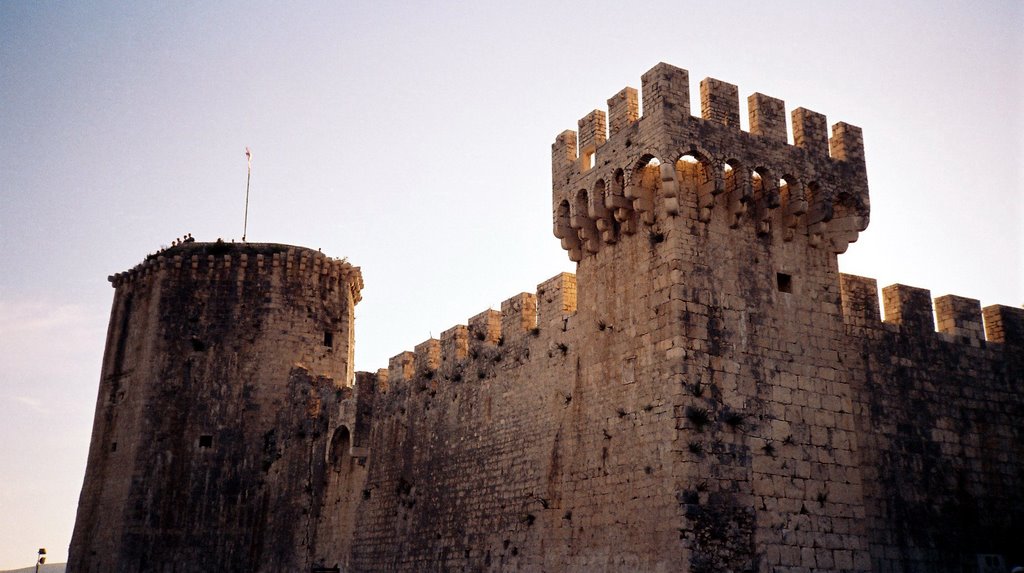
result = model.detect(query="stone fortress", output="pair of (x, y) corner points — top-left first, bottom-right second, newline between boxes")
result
(69, 63), (1022, 572)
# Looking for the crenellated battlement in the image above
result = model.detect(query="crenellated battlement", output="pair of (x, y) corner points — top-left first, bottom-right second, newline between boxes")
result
(840, 273), (1024, 347)
(385, 273), (576, 384)
(108, 241), (364, 303)
(552, 62), (869, 261)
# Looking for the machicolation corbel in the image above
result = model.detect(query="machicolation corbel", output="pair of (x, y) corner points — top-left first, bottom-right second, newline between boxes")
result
(552, 62), (870, 261)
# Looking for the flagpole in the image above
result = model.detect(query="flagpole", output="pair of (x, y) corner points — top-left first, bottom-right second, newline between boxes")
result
(243, 147), (251, 242)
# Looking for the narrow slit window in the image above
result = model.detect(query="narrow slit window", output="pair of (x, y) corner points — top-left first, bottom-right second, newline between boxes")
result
(323, 331), (334, 348)
(777, 272), (793, 293)
(111, 441), (118, 452)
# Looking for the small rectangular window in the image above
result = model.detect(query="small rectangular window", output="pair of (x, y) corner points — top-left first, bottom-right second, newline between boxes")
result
(776, 272), (793, 293)
(111, 441), (118, 452)
(582, 150), (595, 171)
(323, 331), (334, 348)
(198, 435), (213, 448)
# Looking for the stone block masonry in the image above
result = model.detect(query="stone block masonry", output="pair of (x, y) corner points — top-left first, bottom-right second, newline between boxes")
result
(69, 64), (1023, 572)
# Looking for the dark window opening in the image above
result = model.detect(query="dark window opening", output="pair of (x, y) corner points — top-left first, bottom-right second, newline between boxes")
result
(777, 272), (793, 293)
(199, 435), (213, 448)
(190, 338), (206, 352)
(323, 331), (334, 348)
(111, 441), (118, 452)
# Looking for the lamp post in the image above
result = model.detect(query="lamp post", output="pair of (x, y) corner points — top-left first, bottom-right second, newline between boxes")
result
(35, 548), (46, 573)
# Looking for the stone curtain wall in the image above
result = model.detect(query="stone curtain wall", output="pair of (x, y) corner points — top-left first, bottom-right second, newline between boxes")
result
(841, 275), (1024, 572)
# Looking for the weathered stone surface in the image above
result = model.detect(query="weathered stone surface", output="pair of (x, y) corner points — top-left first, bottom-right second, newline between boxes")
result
(69, 64), (1023, 573)
(68, 242), (361, 572)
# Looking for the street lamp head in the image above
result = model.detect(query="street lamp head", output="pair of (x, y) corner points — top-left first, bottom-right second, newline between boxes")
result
(38, 548), (46, 555)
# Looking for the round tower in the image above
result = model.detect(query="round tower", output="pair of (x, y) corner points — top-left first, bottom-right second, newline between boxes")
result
(68, 242), (362, 572)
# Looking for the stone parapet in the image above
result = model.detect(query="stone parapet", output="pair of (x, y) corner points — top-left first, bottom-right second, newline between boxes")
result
(109, 241), (364, 304)
(552, 62), (870, 261)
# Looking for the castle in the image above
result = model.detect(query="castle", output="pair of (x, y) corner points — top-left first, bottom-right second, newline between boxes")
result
(68, 63), (1023, 572)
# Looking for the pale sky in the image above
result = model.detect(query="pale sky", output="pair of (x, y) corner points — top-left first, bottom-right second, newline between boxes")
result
(1, 1), (1021, 568)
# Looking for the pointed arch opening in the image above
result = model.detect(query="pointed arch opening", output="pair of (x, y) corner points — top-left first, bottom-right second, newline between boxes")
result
(591, 178), (619, 243)
(722, 159), (750, 228)
(608, 167), (637, 233)
(751, 167), (777, 236)
(675, 149), (717, 220)
(628, 154), (663, 224)
(571, 189), (600, 254)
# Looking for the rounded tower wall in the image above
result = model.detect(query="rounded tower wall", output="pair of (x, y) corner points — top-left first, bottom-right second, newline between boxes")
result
(69, 242), (362, 572)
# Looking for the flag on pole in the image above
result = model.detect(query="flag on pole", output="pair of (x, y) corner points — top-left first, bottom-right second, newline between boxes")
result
(243, 147), (252, 242)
